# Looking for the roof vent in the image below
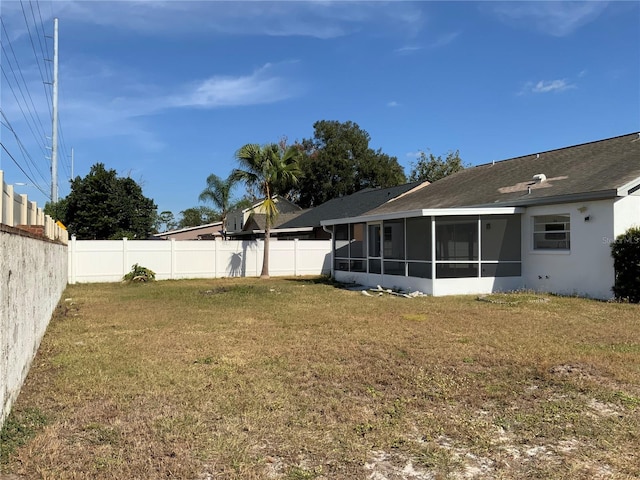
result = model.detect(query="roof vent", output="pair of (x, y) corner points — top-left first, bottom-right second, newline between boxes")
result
(532, 173), (546, 183)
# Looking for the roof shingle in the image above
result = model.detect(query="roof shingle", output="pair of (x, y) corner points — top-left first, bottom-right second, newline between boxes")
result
(369, 132), (640, 215)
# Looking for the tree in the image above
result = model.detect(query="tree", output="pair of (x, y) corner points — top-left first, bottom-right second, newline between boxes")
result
(155, 210), (178, 232)
(178, 206), (220, 228)
(44, 197), (68, 223)
(198, 173), (239, 232)
(50, 163), (156, 239)
(231, 196), (254, 212)
(294, 120), (406, 207)
(408, 149), (466, 183)
(231, 142), (302, 278)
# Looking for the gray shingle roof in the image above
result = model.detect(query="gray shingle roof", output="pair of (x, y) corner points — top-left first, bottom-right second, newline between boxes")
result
(369, 133), (640, 215)
(278, 182), (425, 229)
(244, 211), (306, 231)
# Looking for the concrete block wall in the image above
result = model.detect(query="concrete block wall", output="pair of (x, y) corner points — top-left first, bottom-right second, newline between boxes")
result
(0, 226), (68, 428)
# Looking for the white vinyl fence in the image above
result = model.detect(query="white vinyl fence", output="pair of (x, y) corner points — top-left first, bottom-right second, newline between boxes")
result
(68, 238), (332, 283)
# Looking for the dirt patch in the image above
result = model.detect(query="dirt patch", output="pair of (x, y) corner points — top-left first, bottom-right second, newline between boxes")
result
(364, 451), (434, 480)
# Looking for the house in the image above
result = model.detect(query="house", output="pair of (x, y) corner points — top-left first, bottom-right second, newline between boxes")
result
(276, 182), (427, 239)
(228, 211), (310, 240)
(152, 222), (223, 240)
(321, 133), (640, 299)
(228, 183), (428, 240)
(225, 196), (301, 236)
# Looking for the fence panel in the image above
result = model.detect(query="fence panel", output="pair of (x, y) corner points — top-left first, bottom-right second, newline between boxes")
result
(69, 238), (331, 283)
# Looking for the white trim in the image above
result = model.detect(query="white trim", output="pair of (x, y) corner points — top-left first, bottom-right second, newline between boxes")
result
(153, 222), (222, 237)
(233, 226), (315, 235)
(617, 176), (640, 196)
(320, 207), (524, 226)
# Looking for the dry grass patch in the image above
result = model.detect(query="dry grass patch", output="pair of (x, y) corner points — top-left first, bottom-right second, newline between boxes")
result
(1, 279), (639, 479)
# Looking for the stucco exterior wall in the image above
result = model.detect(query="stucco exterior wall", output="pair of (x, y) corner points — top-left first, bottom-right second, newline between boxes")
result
(521, 199), (616, 299)
(0, 229), (67, 428)
(613, 194), (640, 237)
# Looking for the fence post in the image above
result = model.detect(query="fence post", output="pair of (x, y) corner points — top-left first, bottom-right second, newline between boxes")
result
(19, 194), (28, 225)
(6, 184), (14, 226)
(69, 235), (76, 284)
(294, 238), (298, 276)
(28, 201), (37, 225)
(122, 238), (128, 278)
(171, 239), (176, 280)
(257, 240), (261, 276)
(213, 239), (217, 278)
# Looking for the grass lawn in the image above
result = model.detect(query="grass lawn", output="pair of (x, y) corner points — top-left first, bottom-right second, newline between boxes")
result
(1, 277), (639, 479)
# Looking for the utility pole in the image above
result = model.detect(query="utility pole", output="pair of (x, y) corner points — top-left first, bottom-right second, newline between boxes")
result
(51, 18), (59, 202)
(71, 147), (74, 179)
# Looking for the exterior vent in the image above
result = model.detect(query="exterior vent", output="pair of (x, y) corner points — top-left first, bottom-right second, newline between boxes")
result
(532, 174), (547, 183)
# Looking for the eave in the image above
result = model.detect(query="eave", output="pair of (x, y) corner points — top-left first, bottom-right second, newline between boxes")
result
(320, 207), (524, 226)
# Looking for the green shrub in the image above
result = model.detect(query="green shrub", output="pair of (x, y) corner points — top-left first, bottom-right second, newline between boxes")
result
(123, 263), (156, 283)
(611, 226), (640, 303)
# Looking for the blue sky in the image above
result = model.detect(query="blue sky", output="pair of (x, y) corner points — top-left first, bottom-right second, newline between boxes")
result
(1, 1), (639, 217)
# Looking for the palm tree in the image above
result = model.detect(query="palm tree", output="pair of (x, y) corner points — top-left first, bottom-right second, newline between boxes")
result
(231, 142), (302, 278)
(198, 173), (238, 235)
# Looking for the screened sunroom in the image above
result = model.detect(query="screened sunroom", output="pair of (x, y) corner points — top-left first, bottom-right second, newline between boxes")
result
(323, 208), (524, 296)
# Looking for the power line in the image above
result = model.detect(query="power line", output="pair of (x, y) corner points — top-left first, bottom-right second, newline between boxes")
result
(0, 141), (49, 197)
(0, 63), (49, 158)
(19, 0), (52, 120)
(0, 18), (49, 153)
(29, 0), (51, 86)
(0, 109), (50, 189)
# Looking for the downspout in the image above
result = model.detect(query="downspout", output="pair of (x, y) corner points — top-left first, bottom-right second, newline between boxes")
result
(323, 225), (334, 278)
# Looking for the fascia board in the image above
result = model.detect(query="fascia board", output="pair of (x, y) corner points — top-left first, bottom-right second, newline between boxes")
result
(617, 177), (640, 196)
(320, 207), (524, 226)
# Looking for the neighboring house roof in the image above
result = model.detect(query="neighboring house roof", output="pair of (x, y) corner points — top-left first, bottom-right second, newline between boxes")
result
(278, 182), (426, 230)
(228, 195), (301, 217)
(243, 211), (306, 231)
(367, 132), (640, 216)
(153, 222), (223, 240)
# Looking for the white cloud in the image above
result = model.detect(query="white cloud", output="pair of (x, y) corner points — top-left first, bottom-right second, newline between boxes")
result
(405, 151), (423, 158)
(38, 0), (426, 40)
(387, 101), (400, 108)
(430, 31), (460, 49)
(488, 1), (609, 36)
(394, 31), (459, 55)
(395, 45), (423, 55)
(170, 63), (302, 109)
(44, 61), (301, 151)
(520, 79), (576, 95)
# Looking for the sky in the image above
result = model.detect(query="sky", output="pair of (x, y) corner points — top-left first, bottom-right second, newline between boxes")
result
(1, 0), (639, 218)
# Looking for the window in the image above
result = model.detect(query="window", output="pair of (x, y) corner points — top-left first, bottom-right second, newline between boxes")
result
(383, 219), (405, 259)
(406, 217), (431, 261)
(481, 215), (521, 277)
(350, 223), (366, 258)
(334, 223), (367, 272)
(533, 215), (570, 250)
(334, 224), (349, 258)
(368, 224), (381, 258)
(436, 216), (478, 261)
(406, 217), (432, 278)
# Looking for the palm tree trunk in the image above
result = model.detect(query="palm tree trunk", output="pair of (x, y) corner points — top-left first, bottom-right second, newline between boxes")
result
(261, 222), (270, 278)
(260, 186), (271, 278)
